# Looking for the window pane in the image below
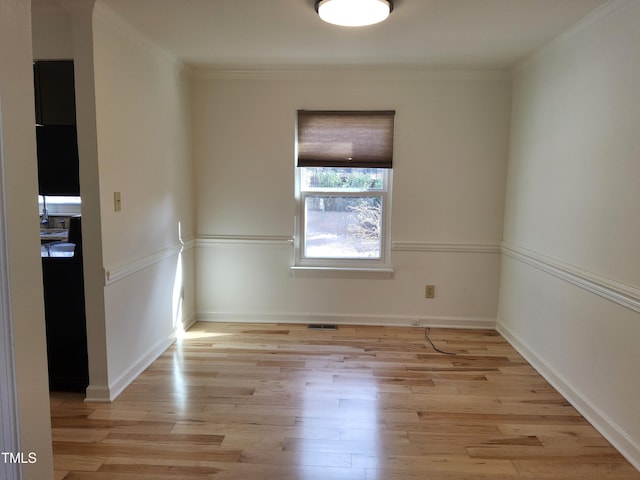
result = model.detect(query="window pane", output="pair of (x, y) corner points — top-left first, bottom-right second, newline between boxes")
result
(304, 195), (382, 259)
(301, 167), (384, 191)
(39, 195), (81, 204)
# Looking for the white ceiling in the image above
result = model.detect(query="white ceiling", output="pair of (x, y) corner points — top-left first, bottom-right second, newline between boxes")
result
(98, 0), (607, 69)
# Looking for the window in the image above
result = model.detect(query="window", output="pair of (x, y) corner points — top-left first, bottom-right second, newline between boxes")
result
(38, 195), (82, 216)
(294, 110), (394, 273)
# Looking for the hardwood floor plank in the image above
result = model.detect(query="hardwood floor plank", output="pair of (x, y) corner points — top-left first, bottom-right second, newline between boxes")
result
(62, 473), (214, 480)
(512, 459), (640, 479)
(466, 444), (625, 462)
(101, 432), (225, 446)
(352, 453), (519, 475)
(54, 454), (106, 472)
(52, 429), (110, 443)
(51, 322), (640, 480)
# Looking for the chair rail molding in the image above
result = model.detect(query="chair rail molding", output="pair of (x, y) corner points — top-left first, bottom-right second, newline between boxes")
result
(104, 239), (193, 286)
(501, 242), (640, 313)
(392, 241), (501, 253)
(196, 234), (293, 247)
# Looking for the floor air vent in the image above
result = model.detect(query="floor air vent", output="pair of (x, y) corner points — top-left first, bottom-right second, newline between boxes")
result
(308, 324), (338, 330)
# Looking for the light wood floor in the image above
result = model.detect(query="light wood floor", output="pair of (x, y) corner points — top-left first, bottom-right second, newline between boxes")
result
(51, 322), (640, 479)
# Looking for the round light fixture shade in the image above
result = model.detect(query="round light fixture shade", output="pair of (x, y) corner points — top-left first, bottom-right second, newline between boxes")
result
(315, 0), (393, 27)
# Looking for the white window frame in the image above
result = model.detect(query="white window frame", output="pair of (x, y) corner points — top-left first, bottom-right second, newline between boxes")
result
(293, 167), (393, 278)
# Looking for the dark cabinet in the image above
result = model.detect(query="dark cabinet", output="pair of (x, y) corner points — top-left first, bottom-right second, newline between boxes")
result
(36, 125), (80, 196)
(33, 60), (76, 125)
(42, 217), (88, 392)
(33, 60), (80, 195)
(42, 256), (89, 392)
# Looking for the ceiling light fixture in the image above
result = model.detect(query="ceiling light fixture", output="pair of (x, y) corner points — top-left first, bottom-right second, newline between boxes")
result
(315, 0), (393, 27)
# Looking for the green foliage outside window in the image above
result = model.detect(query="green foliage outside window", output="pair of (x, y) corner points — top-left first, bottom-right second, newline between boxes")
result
(305, 167), (383, 190)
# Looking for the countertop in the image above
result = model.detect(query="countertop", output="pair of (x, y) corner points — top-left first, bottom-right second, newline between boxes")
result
(40, 228), (73, 257)
(40, 228), (68, 243)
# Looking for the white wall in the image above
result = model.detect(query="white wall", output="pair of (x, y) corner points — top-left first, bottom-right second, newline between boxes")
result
(0, 0), (54, 478)
(31, 0), (73, 59)
(192, 70), (511, 326)
(498, 0), (640, 469)
(91, 1), (195, 399)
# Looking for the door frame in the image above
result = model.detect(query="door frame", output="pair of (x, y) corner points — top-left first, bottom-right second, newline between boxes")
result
(0, 107), (23, 480)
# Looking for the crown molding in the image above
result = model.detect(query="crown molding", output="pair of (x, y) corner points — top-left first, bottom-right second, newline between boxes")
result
(190, 66), (511, 82)
(512, 0), (636, 77)
(93, 0), (185, 74)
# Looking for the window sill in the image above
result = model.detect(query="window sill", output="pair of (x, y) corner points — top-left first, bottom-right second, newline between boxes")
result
(290, 266), (394, 279)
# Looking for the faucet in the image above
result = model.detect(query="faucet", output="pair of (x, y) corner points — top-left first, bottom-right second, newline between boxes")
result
(41, 196), (49, 227)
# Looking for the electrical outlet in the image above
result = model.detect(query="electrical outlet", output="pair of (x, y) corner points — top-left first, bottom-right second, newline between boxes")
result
(411, 318), (421, 327)
(425, 285), (435, 298)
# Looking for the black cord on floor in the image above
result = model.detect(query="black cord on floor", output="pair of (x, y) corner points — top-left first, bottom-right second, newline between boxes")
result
(424, 327), (456, 355)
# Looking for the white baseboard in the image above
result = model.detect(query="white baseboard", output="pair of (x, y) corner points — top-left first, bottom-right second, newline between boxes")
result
(182, 312), (198, 332)
(497, 322), (640, 472)
(108, 334), (177, 401)
(84, 384), (111, 403)
(196, 311), (496, 329)
(85, 331), (178, 403)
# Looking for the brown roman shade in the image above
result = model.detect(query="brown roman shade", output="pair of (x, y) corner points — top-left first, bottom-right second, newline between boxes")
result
(297, 110), (395, 168)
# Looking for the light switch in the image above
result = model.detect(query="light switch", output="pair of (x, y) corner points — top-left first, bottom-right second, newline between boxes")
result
(114, 192), (122, 212)
(425, 285), (435, 298)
